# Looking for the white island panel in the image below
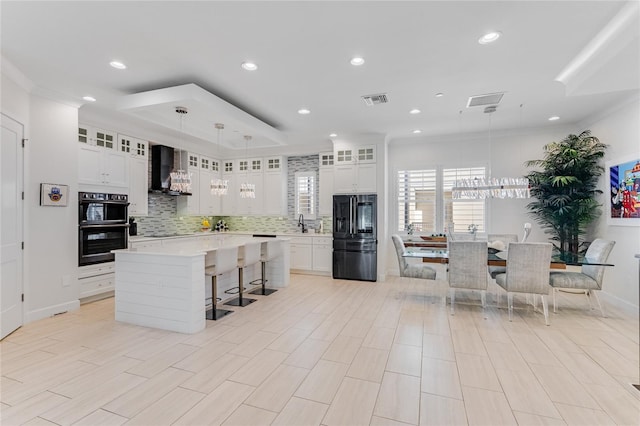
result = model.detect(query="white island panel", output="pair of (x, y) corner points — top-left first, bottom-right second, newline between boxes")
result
(114, 234), (290, 334)
(115, 252), (205, 334)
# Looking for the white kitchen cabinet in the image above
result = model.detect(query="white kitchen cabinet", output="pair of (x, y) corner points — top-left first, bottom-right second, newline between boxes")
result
(221, 160), (238, 215)
(355, 146), (375, 163)
(236, 172), (265, 215)
(332, 145), (376, 194)
(79, 124), (117, 150)
(312, 236), (332, 273)
(319, 165), (334, 216)
(78, 144), (129, 188)
(290, 237), (312, 270)
(198, 156), (221, 215)
(129, 156), (148, 216)
(319, 152), (334, 168)
(118, 134), (148, 158)
(177, 151), (200, 216)
(264, 156), (287, 216)
(78, 262), (115, 301)
(119, 135), (149, 216)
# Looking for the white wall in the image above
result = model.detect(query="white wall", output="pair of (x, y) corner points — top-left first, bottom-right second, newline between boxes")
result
(583, 96), (640, 310)
(2, 66), (80, 323)
(26, 96), (79, 320)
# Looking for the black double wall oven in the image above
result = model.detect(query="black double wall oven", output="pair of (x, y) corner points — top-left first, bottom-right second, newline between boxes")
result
(78, 192), (129, 266)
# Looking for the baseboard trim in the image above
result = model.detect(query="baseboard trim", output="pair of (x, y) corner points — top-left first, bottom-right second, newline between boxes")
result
(599, 290), (639, 318)
(25, 299), (80, 324)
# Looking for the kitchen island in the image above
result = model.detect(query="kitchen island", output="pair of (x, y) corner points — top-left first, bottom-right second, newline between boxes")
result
(113, 233), (290, 334)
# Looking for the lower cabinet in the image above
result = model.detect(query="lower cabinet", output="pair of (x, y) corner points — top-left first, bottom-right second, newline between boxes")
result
(290, 237), (312, 270)
(78, 262), (115, 300)
(289, 236), (332, 274)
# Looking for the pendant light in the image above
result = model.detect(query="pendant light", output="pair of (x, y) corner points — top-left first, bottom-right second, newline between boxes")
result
(239, 135), (256, 199)
(169, 107), (192, 193)
(451, 106), (529, 199)
(210, 123), (229, 196)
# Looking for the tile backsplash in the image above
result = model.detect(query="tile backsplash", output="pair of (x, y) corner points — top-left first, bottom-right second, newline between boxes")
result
(133, 155), (332, 236)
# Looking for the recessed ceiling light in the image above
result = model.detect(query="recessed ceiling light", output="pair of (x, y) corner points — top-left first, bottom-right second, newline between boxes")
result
(350, 57), (365, 66)
(478, 31), (502, 45)
(329, 133), (337, 138)
(548, 116), (560, 121)
(298, 108), (311, 115)
(82, 96), (96, 102)
(413, 129), (422, 134)
(241, 62), (258, 71)
(435, 92), (444, 98)
(109, 60), (127, 69)
(409, 109), (421, 114)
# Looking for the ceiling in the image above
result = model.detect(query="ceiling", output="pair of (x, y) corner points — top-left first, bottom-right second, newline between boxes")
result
(2, 1), (639, 152)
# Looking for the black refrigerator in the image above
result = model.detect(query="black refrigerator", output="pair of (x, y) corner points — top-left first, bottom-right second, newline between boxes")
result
(333, 194), (377, 281)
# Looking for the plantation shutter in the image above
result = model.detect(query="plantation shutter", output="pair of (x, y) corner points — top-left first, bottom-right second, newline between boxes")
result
(397, 169), (437, 232)
(443, 167), (486, 232)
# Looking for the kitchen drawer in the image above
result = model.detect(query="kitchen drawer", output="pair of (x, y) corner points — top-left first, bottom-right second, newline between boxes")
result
(288, 236), (312, 245)
(313, 236), (332, 246)
(79, 273), (114, 298)
(78, 262), (115, 279)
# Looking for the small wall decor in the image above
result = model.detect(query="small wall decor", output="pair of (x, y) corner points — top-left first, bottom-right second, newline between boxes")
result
(40, 183), (69, 207)
(607, 155), (640, 225)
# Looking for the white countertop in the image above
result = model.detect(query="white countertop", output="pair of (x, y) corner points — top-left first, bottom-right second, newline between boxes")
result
(120, 234), (290, 256)
(130, 231), (332, 243)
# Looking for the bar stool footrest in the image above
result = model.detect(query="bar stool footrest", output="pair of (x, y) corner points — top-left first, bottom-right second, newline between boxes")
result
(249, 287), (277, 296)
(206, 308), (233, 321)
(224, 297), (257, 307)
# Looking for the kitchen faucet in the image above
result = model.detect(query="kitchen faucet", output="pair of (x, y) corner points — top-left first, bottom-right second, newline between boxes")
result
(298, 214), (307, 233)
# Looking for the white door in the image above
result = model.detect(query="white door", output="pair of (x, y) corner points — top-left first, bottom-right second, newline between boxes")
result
(1, 114), (24, 339)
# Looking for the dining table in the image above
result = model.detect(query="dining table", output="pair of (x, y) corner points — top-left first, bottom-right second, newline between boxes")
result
(402, 247), (614, 270)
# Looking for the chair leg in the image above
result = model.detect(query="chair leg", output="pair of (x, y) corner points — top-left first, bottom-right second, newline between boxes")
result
(481, 290), (487, 319)
(552, 287), (557, 313)
(224, 267), (257, 307)
(250, 261), (278, 296)
(585, 290), (593, 310)
(591, 290), (606, 318)
(540, 294), (550, 326)
(507, 293), (514, 321)
(449, 288), (455, 315)
(206, 275), (232, 320)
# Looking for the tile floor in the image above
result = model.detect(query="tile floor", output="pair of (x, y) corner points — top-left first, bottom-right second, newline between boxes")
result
(1, 274), (639, 425)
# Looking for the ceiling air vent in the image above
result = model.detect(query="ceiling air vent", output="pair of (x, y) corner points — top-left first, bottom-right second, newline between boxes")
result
(361, 93), (389, 106)
(466, 92), (504, 108)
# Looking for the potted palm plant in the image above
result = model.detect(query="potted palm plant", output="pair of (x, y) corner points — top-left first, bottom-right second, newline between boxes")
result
(524, 130), (608, 257)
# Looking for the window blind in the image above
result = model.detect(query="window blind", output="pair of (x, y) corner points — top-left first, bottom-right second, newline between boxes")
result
(397, 169), (436, 232)
(296, 173), (315, 217)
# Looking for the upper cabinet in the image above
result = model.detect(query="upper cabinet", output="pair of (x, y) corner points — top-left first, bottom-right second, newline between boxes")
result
(319, 152), (334, 216)
(333, 144), (377, 193)
(264, 156), (287, 216)
(78, 125), (128, 189)
(199, 155), (221, 215)
(176, 151), (201, 216)
(118, 134), (149, 216)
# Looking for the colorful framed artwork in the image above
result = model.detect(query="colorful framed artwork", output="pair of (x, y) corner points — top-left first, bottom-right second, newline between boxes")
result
(607, 155), (640, 226)
(40, 183), (69, 207)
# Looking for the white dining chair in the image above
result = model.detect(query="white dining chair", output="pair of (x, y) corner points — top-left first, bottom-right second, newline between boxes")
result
(487, 233), (518, 279)
(391, 235), (436, 279)
(448, 241), (488, 316)
(548, 238), (615, 317)
(495, 242), (553, 325)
